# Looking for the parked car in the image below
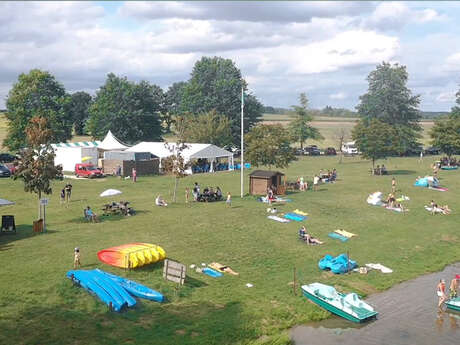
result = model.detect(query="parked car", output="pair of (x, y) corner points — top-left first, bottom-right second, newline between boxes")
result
(424, 147), (440, 155)
(0, 164), (11, 178)
(75, 163), (104, 178)
(324, 147), (337, 156)
(295, 148), (305, 156)
(304, 145), (321, 156)
(0, 153), (17, 163)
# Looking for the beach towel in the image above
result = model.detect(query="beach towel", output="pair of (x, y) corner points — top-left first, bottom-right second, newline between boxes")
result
(428, 186), (448, 192)
(328, 232), (349, 242)
(259, 196), (292, 203)
(202, 267), (223, 278)
(284, 213), (306, 222)
(209, 262), (239, 276)
(268, 215), (290, 223)
(293, 209), (308, 216)
(424, 206), (444, 214)
(334, 229), (357, 238)
(365, 263), (393, 273)
(396, 195), (410, 202)
(385, 206), (403, 213)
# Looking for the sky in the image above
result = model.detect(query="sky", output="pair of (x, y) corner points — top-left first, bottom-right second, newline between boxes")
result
(1, 1), (460, 111)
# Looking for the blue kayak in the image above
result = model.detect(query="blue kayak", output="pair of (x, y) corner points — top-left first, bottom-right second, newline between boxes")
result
(88, 270), (136, 307)
(202, 267), (223, 278)
(67, 270), (125, 311)
(96, 269), (165, 303)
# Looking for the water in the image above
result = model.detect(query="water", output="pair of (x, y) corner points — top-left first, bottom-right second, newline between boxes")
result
(291, 263), (460, 345)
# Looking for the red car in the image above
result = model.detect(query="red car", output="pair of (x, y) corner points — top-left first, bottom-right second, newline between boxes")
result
(75, 163), (104, 178)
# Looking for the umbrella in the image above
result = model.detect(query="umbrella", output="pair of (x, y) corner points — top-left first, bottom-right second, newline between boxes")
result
(0, 198), (15, 206)
(100, 189), (122, 197)
(81, 156), (93, 162)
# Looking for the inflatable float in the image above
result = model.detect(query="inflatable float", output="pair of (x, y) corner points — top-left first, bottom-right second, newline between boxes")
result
(98, 243), (166, 269)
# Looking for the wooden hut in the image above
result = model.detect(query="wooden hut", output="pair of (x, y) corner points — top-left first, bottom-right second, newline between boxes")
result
(249, 170), (285, 195)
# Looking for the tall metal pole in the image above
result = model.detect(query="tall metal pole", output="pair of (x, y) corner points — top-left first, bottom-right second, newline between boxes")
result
(240, 86), (244, 198)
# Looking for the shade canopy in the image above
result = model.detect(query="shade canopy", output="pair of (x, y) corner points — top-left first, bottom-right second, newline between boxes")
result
(100, 189), (122, 197)
(98, 131), (129, 150)
(0, 199), (15, 206)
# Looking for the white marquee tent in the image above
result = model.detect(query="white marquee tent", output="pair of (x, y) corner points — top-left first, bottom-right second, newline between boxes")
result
(126, 142), (234, 173)
(51, 131), (128, 171)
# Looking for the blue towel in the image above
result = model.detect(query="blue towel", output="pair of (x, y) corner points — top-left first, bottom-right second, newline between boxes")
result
(202, 267), (223, 278)
(328, 232), (349, 242)
(284, 213), (306, 222)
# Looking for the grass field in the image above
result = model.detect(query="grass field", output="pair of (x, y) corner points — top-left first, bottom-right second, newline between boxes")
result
(1, 155), (459, 345)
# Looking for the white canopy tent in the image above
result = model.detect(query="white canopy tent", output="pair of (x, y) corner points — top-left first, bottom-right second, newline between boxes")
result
(126, 142), (234, 173)
(98, 130), (129, 151)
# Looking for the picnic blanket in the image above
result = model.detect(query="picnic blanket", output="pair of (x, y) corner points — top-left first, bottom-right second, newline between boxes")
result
(209, 262), (239, 276)
(334, 229), (357, 238)
(268, 215), (290, 223)
(284, 213), (306, 222)
(293, 209), (308, 216)
(328, 232), (349, 242)
(365, 263), (393, 273)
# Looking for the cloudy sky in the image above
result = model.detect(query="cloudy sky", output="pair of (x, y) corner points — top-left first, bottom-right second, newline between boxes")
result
(1, 1), (460, 111)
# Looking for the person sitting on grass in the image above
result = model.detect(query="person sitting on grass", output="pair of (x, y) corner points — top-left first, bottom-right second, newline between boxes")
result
(299, 226), (323, 245)
(155, 195), (168, 207)
(85, 206), (99, 222)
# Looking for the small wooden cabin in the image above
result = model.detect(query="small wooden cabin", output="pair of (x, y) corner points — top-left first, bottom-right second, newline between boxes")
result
(249, 170), (285, 195)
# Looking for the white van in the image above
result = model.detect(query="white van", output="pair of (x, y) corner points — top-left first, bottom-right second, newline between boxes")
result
(341, 141), (358, 155)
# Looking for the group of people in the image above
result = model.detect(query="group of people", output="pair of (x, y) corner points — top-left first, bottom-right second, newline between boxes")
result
(60, 183), (73, 205)
(429, 200), (451, 215)
(373, 164), (388, 175)
(439, 156), (458, 167)
(298, 225), (323, 245)
(191, 182), (227, 203)
(437, 276), (459, 308)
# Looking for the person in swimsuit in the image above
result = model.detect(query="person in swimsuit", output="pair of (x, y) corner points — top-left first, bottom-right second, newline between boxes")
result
(437, 279), (447, 308)
(450, 276), (459, 299)
(74, 247), (81, 269)
(391, 177), (396, 193)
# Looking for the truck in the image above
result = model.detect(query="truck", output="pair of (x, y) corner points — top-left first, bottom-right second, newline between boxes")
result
(75, 163), (104, 178)
(341, 141), (358, 155)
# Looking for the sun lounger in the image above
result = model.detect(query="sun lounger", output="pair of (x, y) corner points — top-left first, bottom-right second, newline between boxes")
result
(334, 229), (357, 238)
(328, 232), (349, 242)
(267, 215), (290, 223)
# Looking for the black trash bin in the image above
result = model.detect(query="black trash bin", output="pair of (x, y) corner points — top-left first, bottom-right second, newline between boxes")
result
(1, 215), (16, 233)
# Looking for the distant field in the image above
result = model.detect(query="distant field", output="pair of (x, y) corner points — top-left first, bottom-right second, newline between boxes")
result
(0, 112), (435, 152)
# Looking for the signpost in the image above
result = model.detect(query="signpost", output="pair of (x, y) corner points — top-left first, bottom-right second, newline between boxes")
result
(40, 198), (49, 233)
(163, 259), (186, 291)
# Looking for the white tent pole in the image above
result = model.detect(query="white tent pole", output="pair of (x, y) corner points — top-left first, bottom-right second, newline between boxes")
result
(240, 86), (244, 198)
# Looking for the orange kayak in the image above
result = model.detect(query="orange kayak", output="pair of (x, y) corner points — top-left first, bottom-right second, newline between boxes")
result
(97, 243), (166, 269)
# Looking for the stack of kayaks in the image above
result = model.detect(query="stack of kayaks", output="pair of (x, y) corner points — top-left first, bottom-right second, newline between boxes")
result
(97, 243), (166, 269)
(67, 269), (165, 312)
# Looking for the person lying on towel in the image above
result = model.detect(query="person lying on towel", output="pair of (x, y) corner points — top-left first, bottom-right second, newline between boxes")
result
(299, 226), (323, 245)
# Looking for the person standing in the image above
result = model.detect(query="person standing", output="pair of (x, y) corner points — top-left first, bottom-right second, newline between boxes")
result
(65, 183), (72, 203)
(300, 176), (305, 191)
(419, 151), (423, 163)
(226, 192), (232, 207)
(437, 279), (447, 308)
(74, 247), (81, 269)
(116, 164), (122, 178)
(132, 168), (137, 182)
(313, 175), (319, 191)
(391, 177), (396, 193)
(185, 187), (190, 204)
(60, 188), (66, 205)
(450, 275), (459, 299)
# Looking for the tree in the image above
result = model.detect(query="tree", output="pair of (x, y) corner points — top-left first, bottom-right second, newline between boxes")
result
(68, 91), (92, 135)
(175, 110), (232, 147)
(451, 89), (460, 119)
(86, 73), (164, 143)
(356, 62), (421, 155)
(162, 141), (189, 203)
(334, 127), (349, 164)
(430, 115), (460, 160)
(245, 124), (296, 169)
(14, 117), (63, 219)
(352, 118), (394, 172)
(180, 56), (263, 144)
(164, 81), (187, 133)
(288, 93), (323, 149)
(4, 69), (72, 151)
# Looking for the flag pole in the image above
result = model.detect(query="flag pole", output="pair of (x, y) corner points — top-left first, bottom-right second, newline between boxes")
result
(240, 86), (244, 198)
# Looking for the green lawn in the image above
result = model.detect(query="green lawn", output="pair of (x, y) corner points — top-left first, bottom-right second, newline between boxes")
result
(1, 156), (459, 345)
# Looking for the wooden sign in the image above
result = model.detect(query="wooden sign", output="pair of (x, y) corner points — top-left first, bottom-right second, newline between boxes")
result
(163, 259), (186, 285)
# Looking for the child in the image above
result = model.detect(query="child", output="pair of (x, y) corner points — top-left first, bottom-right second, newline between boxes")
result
(74, 247), (81, 269)
(226, 192), (232, 207)
(60, 188), (65, 205)
(185, 187), (190, 204)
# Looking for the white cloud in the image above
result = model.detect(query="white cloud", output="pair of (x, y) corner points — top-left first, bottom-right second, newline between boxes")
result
(330, 92), (347, 100)
(436, 91), (456, 103)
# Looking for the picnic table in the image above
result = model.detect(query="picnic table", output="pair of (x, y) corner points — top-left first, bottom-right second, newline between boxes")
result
(102, 202), (132, 216)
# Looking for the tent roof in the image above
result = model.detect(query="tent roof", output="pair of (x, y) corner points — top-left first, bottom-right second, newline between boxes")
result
(51, 141), (100, 149)
(0, 198), (15, 206)
(126, 142), (233, 160)
(98, 130), (129, 150)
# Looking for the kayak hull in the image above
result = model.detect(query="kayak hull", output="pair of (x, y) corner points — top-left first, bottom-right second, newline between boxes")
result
(97, 243), (166, 268)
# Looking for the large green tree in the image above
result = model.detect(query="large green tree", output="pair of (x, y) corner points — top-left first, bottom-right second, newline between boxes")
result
(68, 91), (92, 135)
(180, 56), (263, 145)
(175, 110), (232, 147)
(4, 69), (72, 150)
(352, 118), (394, 172)
(451, 89), (460, 119)
(163, 81), (187, 133)
(288, 93), (323, 149)
(245, 124), (296, 169)
(356, 62), (421, 155)
(86, 73), (164, 142)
